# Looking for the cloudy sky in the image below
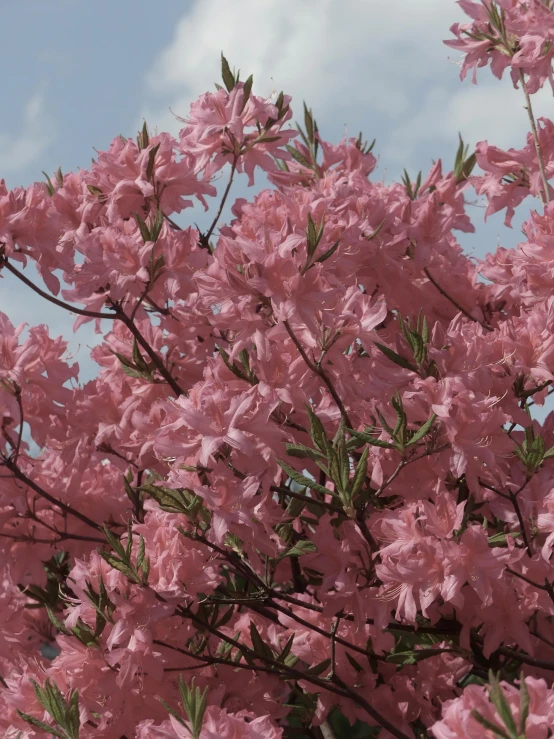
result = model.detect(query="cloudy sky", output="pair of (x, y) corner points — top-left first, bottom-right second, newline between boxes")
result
(0, 0), (550, 384)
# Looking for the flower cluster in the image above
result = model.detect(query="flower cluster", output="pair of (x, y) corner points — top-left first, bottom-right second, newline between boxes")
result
(2, 23), (554, 737)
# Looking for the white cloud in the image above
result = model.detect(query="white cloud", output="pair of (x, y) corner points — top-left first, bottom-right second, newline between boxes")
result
(0, 90), (56, 175)
(139, 0), (554, 185)
(385, 76), (554, 168)
(139, 0), (468, 136)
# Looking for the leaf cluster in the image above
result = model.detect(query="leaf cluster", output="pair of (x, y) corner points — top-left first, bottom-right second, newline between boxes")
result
(471, 671), (530, 739)
(98, 521), (150, 586)
(18, 679), (80, 739)
(374, 311), (439, 379)
(112, 337), (159, 382)
(514, 425), (554, 477)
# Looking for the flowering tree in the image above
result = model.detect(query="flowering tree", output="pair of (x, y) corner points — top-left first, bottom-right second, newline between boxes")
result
(4, 2), (554, 737)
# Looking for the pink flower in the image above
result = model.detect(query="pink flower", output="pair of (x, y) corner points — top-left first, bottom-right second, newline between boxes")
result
(432, 676), (554, 739)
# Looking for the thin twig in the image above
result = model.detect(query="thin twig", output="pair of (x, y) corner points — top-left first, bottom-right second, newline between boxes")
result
(176, 605), (411, 739)
(2, 257), (184, 397)
(115, 307), (184, 397)
(284, 320), (353, 428)
(1, 456), (102, 532)
(424, 266), (493, 331)
(375, 444), (449, 498)
(205, 155), (239, 243)
(12, 386), (24, 465)
(0, 258), (116, 319)
(270, 484), (343, 514)
(519, 68), (550, 204)
(509, 490), (531, 555)
(480, 478), (532, 554)
(191, 533), (462, 636)
(495, 645), (554, 672)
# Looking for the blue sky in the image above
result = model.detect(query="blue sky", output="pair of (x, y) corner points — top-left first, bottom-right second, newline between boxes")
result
(0, 0), (551, 390)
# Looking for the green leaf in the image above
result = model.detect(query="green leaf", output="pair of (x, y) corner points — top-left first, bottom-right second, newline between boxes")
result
(142, 483), (196, 515)
(314, 240), (340, 266)
(365, 219), (385, 241)
(70, 618), (99, 648)
(219, 346), (250, 382)
(151, 207), (164, 243)
(374, 343), (418, 373)
(391, 393), (407, 439)
(345, 652), (364, 673)
(141, 555), (151, 584)
(120, 363), (151, 380)
(386, 651), (417, 665)
(350, 447), (369, 498)
(125, 519), (133, 560)
(286, 145), (311, 168)
(136, 535), (146, 572)
(23, 583), (52, 606)
(221, 53), (235, 92)
(488, 670), (519, 739)
(305, 658), (331, 677)
(277, 634), (295, 664)
(178, 676), (208, 739)
(255, 135), (282, 144)
(224, 533), (244, 556)
(137, 120), (149, 150)
(376, 408), (395, 437)
(306, 406), (331, 456)
(276, 460), (332, 497)
(249, 622), (275, 661)
(488, 531), (521, 546)
(460, 151), (476, 181)
(336, 428), (349, 493)
(214, 605), (235, 630)
(151, 255), (166, 280)
(406, 413), (437, 447)
(421, 316), (430, 345)
(281, 540), (317, 558)
(98, 551), (139, 583)
(132, 338), (149, 373)
(146, 142), (161, 181)
(86, 184), (104, 199)
(285, 495), (306, 519)
(16, 712), (67, 739)
(32, 679), (68, 732)
(470, 710), (511, 739)
(134, 212), (151, 244)
(303, 102), (314, 143)
(519, 672), (530, 735)
(306, 213), (319, 258)
(158, 697), (186, 726)
(348, 428), (395, 449)
(46, 607), (71, 635)
(410, 330), (426, 365)
(42, 171), (55, 196)
(66, 691), (80, 739)
(239, 74), (254, 115)
(285, 442), (324, 460)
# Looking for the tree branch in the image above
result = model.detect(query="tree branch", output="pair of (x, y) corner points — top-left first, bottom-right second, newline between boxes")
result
(519, 68), (551, 204)
(284, 320), (353, 428)
(0, 258), (116, 319)
(1, 456), (102, 532)
(204, 154), (239, 244)
(424, 266), (493, 332)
